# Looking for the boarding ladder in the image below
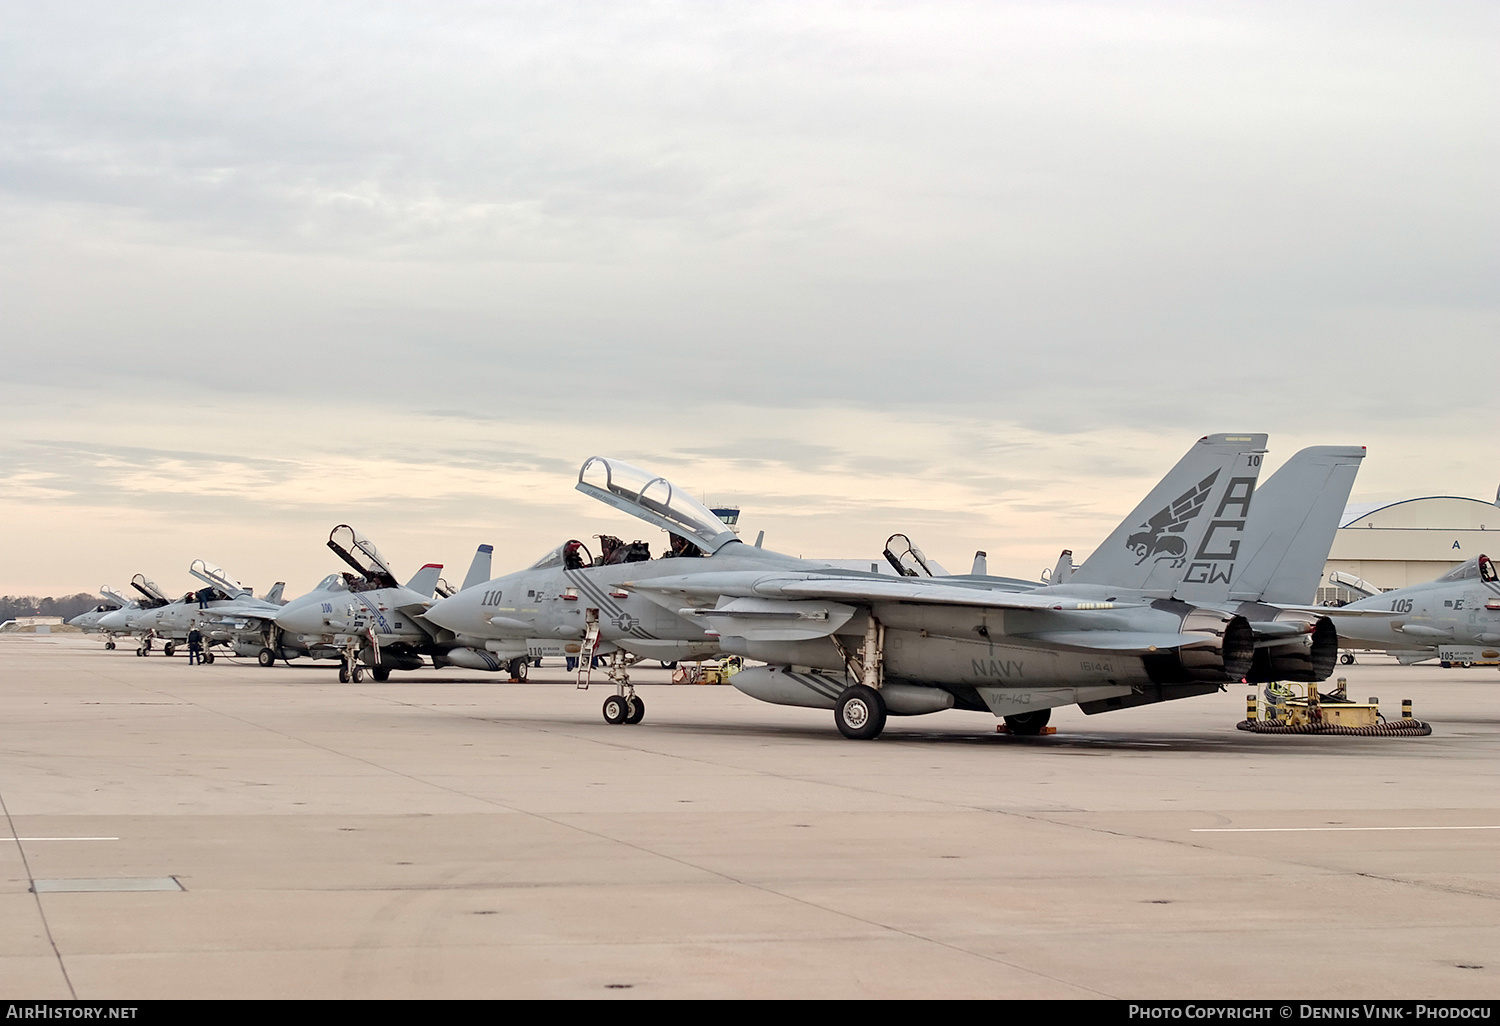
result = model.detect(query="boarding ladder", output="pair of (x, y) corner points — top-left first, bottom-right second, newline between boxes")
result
(576, 609), (600, 689)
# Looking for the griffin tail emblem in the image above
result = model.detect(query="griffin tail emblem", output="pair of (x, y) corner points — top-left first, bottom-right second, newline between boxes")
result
(1126, 471), (1218, 567)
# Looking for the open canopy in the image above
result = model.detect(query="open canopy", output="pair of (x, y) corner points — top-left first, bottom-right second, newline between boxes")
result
(576, 457), (739, 555)
(327, 525), (400, 590)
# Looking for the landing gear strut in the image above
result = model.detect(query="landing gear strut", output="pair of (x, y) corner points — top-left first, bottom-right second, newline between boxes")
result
(597, 650), (644, 725)
(832, 615), (887, 739)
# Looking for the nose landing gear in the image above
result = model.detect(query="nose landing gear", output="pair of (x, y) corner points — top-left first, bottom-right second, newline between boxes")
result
(597, 651), (644, 725)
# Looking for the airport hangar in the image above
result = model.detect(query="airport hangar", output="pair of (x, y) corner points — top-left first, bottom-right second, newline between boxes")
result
(1318, 492), (1500, 602)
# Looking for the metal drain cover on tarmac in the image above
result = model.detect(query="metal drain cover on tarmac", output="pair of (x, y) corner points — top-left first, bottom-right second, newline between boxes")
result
(31, 877), (183, 893)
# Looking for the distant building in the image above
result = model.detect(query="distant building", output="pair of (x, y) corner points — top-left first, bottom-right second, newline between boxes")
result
(1319, 494), (1500, 602)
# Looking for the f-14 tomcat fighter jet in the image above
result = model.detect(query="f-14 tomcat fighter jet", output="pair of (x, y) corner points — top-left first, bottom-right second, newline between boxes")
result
(142, 560), (288, 662)
(96, 575), (172, 655)
(271, 526), (503, 681)
(426, 436), (1359, 736)
(69, 589), (128, 645)
(1314, 555), (1500, 668)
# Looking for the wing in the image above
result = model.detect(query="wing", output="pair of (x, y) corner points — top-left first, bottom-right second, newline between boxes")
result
(628, 571), (1134, 613)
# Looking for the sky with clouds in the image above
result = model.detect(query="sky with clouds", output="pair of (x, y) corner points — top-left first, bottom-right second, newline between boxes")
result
(1, 1), (1495, 597)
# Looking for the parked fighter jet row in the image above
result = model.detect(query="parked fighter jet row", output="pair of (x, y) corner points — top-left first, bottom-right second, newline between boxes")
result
(67, 432), (1497, 739)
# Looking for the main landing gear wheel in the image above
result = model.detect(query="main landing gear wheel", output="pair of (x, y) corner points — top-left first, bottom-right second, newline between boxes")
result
(163, 642), (176, 657)
(1340, 652), (1356, 665)
(508, 656), (529, 682)
(835, 685), (887, 740)
(1004, 708), (1052, 736)
(257, 647), (276, 668)
(372, 667), (391, 682)
(105, 641), (115, 650)
(602, 694), (629, 724)
(624, 696), (645, 724)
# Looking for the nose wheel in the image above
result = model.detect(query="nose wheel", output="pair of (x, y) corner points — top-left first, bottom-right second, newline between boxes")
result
(602, 693), (645, 725)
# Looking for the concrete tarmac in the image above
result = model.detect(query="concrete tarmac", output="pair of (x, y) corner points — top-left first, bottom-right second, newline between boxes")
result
(2, 634), (1498, 999)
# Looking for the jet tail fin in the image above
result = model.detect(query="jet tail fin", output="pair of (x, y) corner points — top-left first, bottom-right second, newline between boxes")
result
(1225, 445), (1365, 604)
(405, 564), (444, 598)
(1049, 549), (1076, 585)
(263, 582), (286, 605)
(1069, 433), (1269, 595)
(461, 544), (494, 592)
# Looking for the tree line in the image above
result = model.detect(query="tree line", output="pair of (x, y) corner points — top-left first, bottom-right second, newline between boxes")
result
(0, 594), (105, 623)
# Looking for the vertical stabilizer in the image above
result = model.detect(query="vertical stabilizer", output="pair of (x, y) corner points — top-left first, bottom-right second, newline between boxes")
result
(461, 544), (494, 592)
(1069, 433), (1269, 596)
(263, 582), (286, 605)
(1225, 445), (1365, 604)
(405, 564), (444, 599)
(1050, 549), (1076, 585)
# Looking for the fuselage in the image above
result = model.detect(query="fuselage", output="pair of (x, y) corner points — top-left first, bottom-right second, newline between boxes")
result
(1335, 577), (1500, 651)
(274, 575), (434, 659)
(424, 542), (807, 663)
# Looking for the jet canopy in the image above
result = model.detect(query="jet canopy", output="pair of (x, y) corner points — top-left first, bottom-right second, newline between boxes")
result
(576, 457), (739, 556)
(884, 534), (937, 577)
(327, 525), (400, 590)
(1438, 555), (1497, 584)
(100, 586), (133, 608)
(130, 574), (169, 606)
(189, 559), (249, 598)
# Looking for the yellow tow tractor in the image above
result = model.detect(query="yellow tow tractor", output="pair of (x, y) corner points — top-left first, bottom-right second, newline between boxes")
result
(671, 657), (744, 685)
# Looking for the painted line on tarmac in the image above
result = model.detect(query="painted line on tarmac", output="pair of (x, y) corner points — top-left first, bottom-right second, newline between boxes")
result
(2, 837), (120, 841)
(1192, 826), (1500, 833)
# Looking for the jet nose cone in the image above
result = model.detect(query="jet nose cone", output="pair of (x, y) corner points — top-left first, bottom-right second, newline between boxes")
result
(424, 594), (461, 631)
(274, 606), (317, 634)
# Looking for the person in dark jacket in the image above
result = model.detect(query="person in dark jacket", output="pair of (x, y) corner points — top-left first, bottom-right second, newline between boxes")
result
(187, 627), (203, 666)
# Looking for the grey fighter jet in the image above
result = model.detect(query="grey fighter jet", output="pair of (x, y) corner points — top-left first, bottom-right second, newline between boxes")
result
(142, 561), (288, 663)
(427, 436), (1359, 735)
(97, 575), (173, 655)
(1315, 555), (1500, 667)
(68, 590), (128, 645)
(271, 526), (506, 681)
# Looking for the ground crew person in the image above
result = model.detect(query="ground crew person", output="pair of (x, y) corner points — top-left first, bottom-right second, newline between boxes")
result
(187, 626), (203, 666)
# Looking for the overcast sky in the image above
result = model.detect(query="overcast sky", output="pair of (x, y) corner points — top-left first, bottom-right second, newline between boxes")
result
(1, 1), (1495, 597)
